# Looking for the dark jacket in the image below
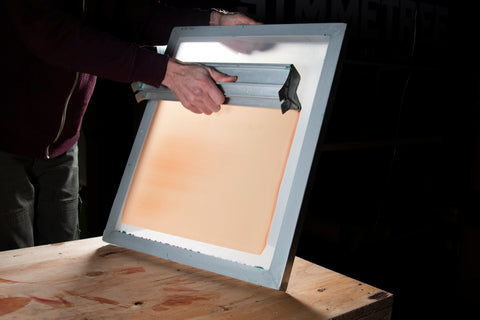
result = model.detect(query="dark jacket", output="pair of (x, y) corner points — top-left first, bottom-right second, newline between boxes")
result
(1, 0), (209, 159)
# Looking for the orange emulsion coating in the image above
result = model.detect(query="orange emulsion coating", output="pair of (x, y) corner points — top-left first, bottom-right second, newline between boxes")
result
(121, 101), (299, 255)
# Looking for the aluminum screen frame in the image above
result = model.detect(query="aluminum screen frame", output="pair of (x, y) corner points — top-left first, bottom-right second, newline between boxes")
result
(103, 23), (346, 290)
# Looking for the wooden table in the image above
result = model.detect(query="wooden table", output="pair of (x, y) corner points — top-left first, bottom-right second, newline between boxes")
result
(0, 237), (392, 319)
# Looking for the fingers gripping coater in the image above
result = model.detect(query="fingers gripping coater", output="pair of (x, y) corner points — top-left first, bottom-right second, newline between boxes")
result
(131, 63), (301, 113)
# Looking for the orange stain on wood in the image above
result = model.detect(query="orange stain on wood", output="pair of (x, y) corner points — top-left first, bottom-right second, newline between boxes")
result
(0, 278), (21, 284)
(115, 267), (146, 274)
(163, 286), (198, 292)
(161, 294), (209, 307)
(152, 304), (169, 312)
(0, 297), (32, 316)
(79, 295), (120, 306)
(30, 296), (73, 308)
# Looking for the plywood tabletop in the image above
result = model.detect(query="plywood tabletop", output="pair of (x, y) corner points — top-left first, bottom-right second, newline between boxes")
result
(0, 237), (392, 319)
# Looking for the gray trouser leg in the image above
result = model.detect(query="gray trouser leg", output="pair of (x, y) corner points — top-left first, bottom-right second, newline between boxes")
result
(0, 151), (35, 250)
(34, 145), (79, 246)
(0, 145), (79, 251)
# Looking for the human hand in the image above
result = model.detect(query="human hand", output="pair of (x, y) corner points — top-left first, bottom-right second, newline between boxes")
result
(161, 58), (237, 115)
(209, 10), (266, 55)
(209, 9), (260, 26)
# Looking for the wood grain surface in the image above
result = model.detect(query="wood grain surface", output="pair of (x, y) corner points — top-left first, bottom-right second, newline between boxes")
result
(0, 237), (392, 319)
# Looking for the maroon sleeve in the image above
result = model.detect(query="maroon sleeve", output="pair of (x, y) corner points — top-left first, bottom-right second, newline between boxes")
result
(4, 0), (210, 87)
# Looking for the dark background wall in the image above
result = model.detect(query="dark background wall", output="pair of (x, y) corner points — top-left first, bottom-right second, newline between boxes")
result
(81, 1), (478, 319)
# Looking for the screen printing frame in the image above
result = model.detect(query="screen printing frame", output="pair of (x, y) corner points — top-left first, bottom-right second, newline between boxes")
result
(103, 23), (346, 290)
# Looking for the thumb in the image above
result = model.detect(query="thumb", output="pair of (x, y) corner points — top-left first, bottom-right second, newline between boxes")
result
(209, 68), (238, 83)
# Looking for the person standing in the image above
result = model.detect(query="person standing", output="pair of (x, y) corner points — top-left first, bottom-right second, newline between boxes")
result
(0, 0), (258, 250)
